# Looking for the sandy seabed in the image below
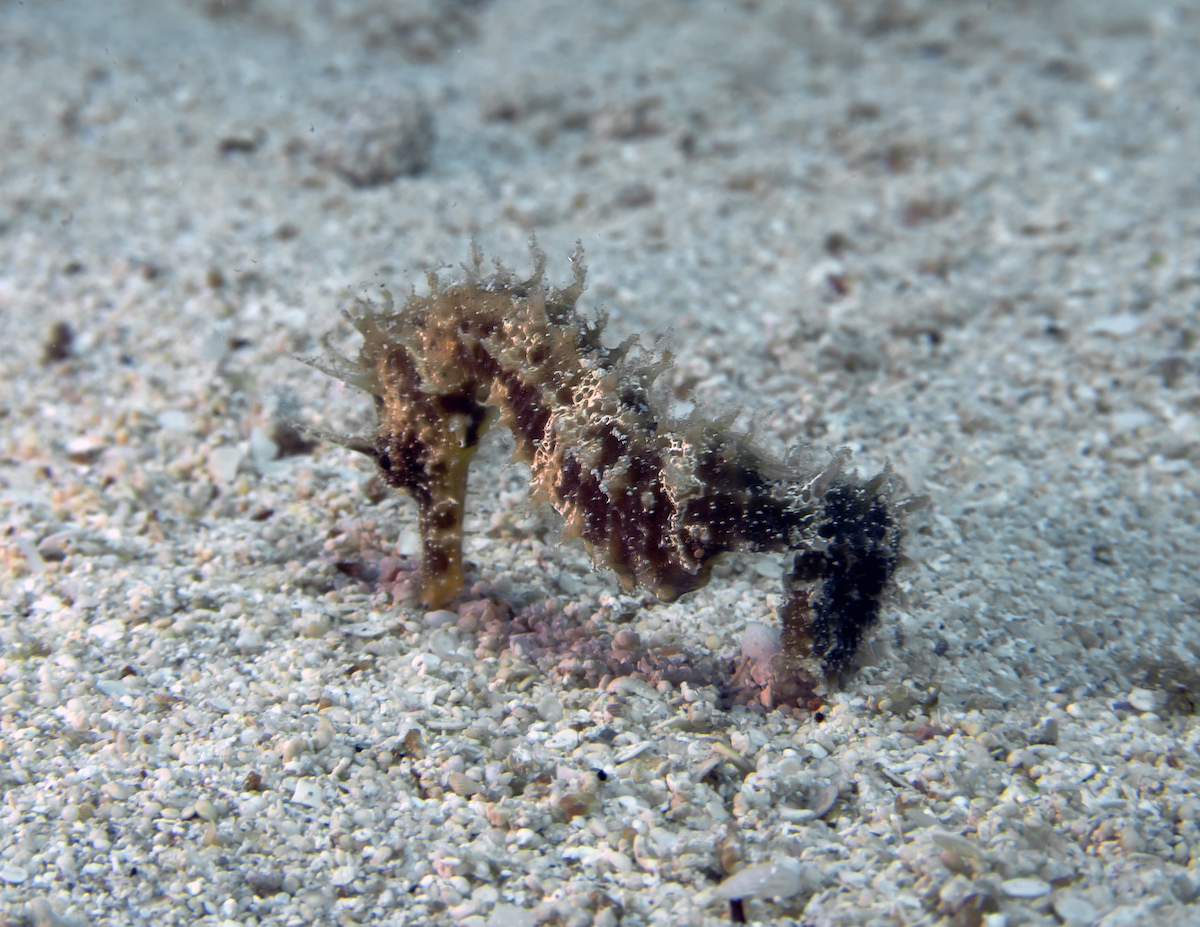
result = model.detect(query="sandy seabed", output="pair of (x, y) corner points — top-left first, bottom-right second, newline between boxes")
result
(2, 1), (1200, 925)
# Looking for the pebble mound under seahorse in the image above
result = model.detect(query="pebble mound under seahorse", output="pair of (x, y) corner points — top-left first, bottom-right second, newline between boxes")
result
(301, 242), (924, 683)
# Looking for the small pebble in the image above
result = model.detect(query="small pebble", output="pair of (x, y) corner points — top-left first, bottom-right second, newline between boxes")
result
(546, 728), (580, 750)
(712, 859), (802, 901)
(247, 869), (284, 896)
(36, 532), (71, 561)
(291, 780), (322, 808)
(1052, 896), (1098, 925)
(0, 863), (28, 884)
(615, 742), (652, 763)
(42, 320), (74, 364)
(331, 864), (357, 887)
(1127, 687), (1164, 713)
(95, 678), (129, 698)
(449, 771), (481, 797)
(281, 737), (310, 763)
(24, 898), (64, 927)
(1001, 878), (1051, 899)
(157, 410), (192, 432)
(931, 832), (983, 865)
(236, 627), (265, 654)
(299, 613), (331, 638)
(248, 427), (280, 470)
(1088, 313), (1140, 336)
(811, 783), (839, 817)
(613, 630), (640, 650)
(487, 903), (538, 927)
(88, 618), (126, 645)
(538, 693), (565, 722)
(316, 87), (434, 187)
(606, 676), (657, 699)
(311, 717), (334, 752)
(425, 610), (458, 629)
(740, 622), (781, 662)
(1031, 717), (1059, 745)
(207, 446), (243, 485)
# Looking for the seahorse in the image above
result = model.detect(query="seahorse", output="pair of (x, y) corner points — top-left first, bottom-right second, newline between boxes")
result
(299, 242), (923, 681)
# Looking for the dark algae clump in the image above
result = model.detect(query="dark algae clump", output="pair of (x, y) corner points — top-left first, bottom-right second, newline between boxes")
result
(300, 242), (924, 685)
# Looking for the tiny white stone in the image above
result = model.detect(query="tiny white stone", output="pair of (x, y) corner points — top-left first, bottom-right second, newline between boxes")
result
(95, 679), (129, 697)
(428, 629), (457, 655)
(207, 446), (243, 485)
(87, 618), (126, 645)
(330, 865), (356, 886)
(67, 434), (107, 459)
(931, 832), (983, 863)
(486, 903), (538, 927)
(811, 783), (839, 817)
(807, 743), (829, 760)
(615, 742), (652, 763)
(1087, 313), (1139, 336)
(1053, 896), (1098, 925)
(290, 779), (322, 808)
(1001, 877), (1051, 899)
(24, 898), (61, 927)
(239, 795), (267, 817)
(236, 627), (265, 654)
(424, 609), (457, 628)
(157, 410), (192, 432)
(606, 676), (658, 699)
(712, 858), (802, 901)
(32, 593), (65, 612)
(648, 827), (679, 855)
(740, 621), (781, 663)
(1127, 687), (1164, 713)
(0, 863), (27, 884)
(1109, 411), (1154, 433)
(537, 693), (564, 722)
(299, 613), (331, 638)
(311, 718), (334, 752)
(248, 427), (280, 468)
(342, 623), (387, 639)
(546, 728), (579, 750)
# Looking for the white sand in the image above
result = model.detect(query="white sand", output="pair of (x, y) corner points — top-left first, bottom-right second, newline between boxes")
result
(2, 1), (1199, 925)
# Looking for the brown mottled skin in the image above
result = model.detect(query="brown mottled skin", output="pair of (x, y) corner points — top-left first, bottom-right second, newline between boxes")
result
(301, 243), (921, 682)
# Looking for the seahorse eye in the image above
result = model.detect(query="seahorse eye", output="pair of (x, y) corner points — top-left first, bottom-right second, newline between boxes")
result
(378, 452), (392, 471)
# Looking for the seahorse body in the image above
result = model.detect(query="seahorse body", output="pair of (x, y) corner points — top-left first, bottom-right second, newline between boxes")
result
(301, 243), (920, 680)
